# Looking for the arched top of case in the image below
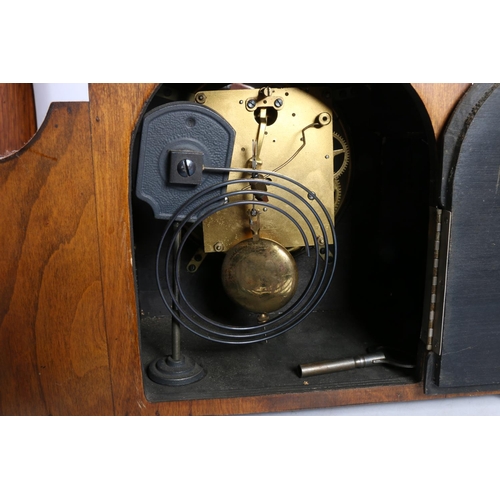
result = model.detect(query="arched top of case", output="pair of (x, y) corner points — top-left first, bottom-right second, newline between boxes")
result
(131, 83), (471, 138)
(410, 83), (471, 140)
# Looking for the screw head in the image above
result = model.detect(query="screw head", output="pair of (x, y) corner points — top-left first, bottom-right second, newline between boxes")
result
(247, 99), (256, 109)
(177, 159), (196, 177)
(257, 313), (270, 323)
(274, 98), (283, 108)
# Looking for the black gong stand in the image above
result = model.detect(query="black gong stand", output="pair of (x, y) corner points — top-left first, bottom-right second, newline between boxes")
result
(147, 226), (206, 386)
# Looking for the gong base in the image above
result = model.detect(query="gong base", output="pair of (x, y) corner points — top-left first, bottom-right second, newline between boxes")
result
(147, 354), (206, 386)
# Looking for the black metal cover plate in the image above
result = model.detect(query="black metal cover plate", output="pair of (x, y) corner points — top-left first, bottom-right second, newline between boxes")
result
(136, 101), (235, 220)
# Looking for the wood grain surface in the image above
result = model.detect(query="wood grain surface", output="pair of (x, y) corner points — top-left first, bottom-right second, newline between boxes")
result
(0, 103), (113, 415)
(0, 84), (36, 157)
(411, 83), (471, 139)
(88, 84), (158, 415)
(3, 83), (491, 415)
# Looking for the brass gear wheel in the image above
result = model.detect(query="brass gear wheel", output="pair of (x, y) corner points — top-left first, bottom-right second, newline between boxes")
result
(334, 177), (342, 213)
(332, 130), (350, 215)
(333, 131), (350, 179)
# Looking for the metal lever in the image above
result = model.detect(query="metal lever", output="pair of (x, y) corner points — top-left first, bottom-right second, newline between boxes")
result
(298, 348), (415, 378)
(249, 208), (261, 241)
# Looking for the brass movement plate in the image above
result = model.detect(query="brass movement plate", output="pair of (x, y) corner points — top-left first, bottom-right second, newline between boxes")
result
(196, 87), (335, 253)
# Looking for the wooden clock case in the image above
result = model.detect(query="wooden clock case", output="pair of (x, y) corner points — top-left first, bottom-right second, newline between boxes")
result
(2, 83), (499, 415)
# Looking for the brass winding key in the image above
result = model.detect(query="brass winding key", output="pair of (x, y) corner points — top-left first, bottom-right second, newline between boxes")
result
(298, 348), (415, 378)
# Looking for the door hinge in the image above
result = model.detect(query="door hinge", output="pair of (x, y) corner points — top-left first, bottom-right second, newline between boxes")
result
(421, 207), (451, 355)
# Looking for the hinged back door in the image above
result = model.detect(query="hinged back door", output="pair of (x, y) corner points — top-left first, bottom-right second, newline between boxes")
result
(425, 84), (500, 393)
